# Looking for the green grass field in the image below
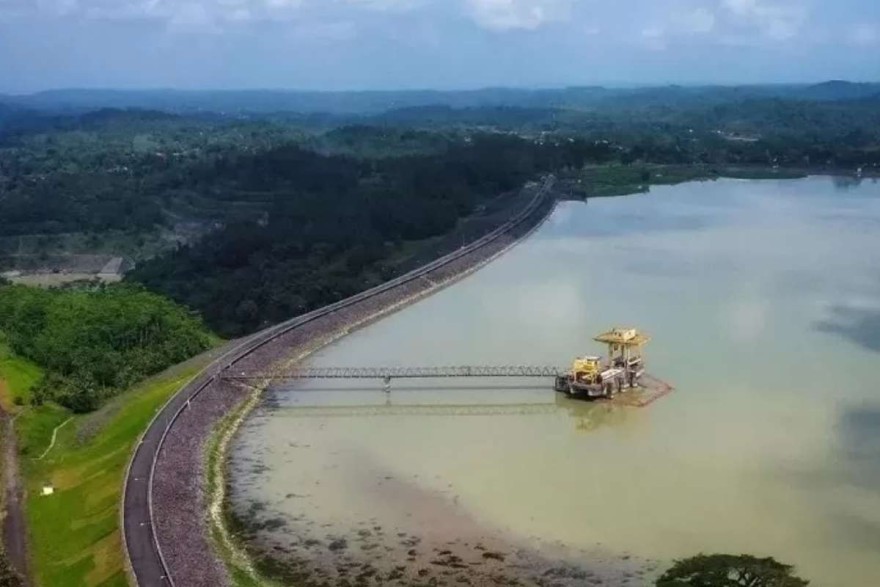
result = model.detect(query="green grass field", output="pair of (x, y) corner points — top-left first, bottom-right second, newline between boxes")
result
(0, 337), (218, 586)
(0, 323), (225, 586)
(21, 366), (205, 586)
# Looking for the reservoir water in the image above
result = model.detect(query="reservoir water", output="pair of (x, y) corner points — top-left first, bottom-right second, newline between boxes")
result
(229, 177), (880, 586)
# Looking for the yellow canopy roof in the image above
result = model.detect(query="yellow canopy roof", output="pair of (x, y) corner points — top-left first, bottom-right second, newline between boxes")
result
(593, 328), (650, 346)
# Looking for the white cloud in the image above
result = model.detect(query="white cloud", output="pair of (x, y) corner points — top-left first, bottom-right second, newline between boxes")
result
(35, 0), (79, 16)
(678, 7), (715, 34)
(641, 25), (667, 50)
(226, 7), (251, 21)
(464, 0), (571, 31)
(167, 2), (216, 31)
(850, 23), (879, 47)
(638, 5), (715, 50)
(82, 1), (162, 21)
(723, 0), (755, 16)
(289, 19), (357, 42)
(4, 0), (412, 25)
(263, 0), (303, 8)
(629, 0), (806, 50)
(344, 0), (420, 11)
(722, 0), (806, 41)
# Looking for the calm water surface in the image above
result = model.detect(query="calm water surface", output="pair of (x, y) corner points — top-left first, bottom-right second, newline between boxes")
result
(230, 177), (880, 586)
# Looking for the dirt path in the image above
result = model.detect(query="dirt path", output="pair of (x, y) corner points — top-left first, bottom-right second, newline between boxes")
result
(1, 404), (29, 585)
(34, 417), (72, 461)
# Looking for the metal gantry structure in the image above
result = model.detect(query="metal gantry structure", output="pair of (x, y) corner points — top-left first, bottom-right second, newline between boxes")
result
(222, 365), (566, 382)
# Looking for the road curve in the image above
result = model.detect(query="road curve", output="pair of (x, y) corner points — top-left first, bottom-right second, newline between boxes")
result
(122, 178), (555, 586)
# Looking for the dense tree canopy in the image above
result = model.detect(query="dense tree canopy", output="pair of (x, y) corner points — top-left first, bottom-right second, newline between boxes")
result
(128, 134), (594, 335)
(0, 283), (213, 411)
(657, 554), (809, 587)
(1, 97), (878, 237)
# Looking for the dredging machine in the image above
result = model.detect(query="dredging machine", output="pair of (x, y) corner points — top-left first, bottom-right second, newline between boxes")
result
(554, 328), (649, 398)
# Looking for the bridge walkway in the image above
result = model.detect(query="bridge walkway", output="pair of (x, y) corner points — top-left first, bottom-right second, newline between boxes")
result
(223, 365), (566, 381)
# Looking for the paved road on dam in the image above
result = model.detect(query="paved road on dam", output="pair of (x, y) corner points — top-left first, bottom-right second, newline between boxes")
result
(122, 179), (555, 586)
(122, 360), (230, 585)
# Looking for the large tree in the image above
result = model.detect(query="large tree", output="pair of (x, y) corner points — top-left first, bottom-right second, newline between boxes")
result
(657, 554), (809, 587)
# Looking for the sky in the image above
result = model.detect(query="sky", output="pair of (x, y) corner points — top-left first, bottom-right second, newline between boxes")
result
(0, 0), (878, 93)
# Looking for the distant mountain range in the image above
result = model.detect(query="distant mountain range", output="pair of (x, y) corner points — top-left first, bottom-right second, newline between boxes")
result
(1, 81), (878, 116)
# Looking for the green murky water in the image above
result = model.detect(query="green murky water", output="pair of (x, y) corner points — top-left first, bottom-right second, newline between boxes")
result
(230, 176), (880, 586)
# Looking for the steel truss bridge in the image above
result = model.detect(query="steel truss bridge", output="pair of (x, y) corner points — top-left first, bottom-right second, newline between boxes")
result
(222, 365), (566, 382)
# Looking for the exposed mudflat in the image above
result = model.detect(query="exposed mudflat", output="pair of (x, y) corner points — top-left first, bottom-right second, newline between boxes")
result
(229, 401), (656, 586)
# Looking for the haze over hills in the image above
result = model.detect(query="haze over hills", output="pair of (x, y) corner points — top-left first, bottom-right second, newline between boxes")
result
(2, 81), (879, 116)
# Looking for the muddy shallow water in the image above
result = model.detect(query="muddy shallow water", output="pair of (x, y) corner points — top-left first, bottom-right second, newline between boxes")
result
(229, 176), (880, 586)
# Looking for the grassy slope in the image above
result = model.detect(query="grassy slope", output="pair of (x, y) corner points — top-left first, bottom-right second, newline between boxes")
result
(22, 364), (208, 587)
(0, 336), (223, 586)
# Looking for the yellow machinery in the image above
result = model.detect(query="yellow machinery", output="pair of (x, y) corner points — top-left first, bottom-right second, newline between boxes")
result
(554, 328), (650, 398)
(569, 355), (602, 386)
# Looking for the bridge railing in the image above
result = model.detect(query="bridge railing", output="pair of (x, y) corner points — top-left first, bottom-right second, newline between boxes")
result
(224, 365), (566, 380)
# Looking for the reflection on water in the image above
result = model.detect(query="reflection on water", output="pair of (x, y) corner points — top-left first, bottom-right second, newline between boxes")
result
(230, 177), (880, 586)
(837, 404), (880, 489)
(831, 175), (879, 191)
(817, 303), (880, 353)
(263, 386), (633, 434)
(557, 394), (633, 433)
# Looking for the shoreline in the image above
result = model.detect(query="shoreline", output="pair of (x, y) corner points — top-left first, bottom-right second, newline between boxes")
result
(134, 179), (557, 586)
(557, 164), (879, 201)
(210, 192), (559, 586)
(212, 197), (559, 585)
(225, 404), (658, 587)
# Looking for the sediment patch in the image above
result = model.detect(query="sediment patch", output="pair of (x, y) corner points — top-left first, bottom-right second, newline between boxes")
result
(228, 434), (655, 586)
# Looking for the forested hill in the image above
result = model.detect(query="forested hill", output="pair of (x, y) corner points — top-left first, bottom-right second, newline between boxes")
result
(3, 86), (879, 335)
(2, 92), (878, 239)
(127, 135), (602, 336)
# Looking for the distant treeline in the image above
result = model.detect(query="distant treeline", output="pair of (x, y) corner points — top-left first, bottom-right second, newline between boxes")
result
(2, 92), (880, 237)
(0, 283), (213, 412)
(3, 81), (879, 114)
